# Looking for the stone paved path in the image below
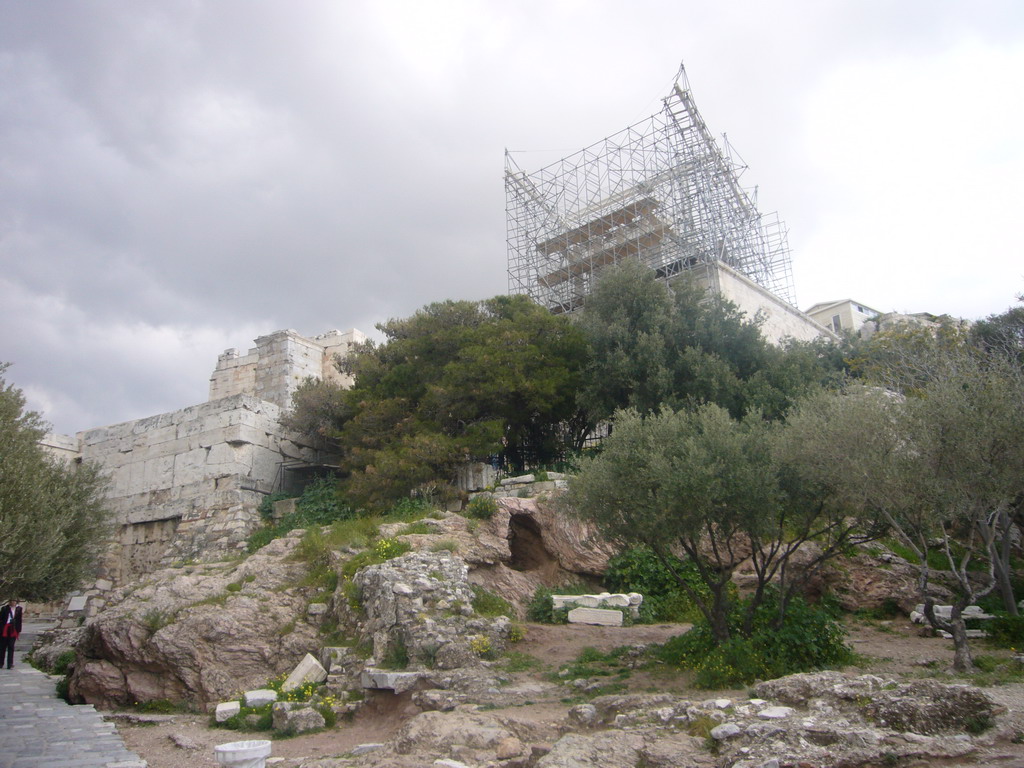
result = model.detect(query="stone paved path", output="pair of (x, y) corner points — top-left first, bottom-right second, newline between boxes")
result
(0, 620), (147, 768)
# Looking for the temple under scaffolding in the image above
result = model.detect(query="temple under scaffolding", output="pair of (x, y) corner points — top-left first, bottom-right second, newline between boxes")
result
(505, 67), (821, 342)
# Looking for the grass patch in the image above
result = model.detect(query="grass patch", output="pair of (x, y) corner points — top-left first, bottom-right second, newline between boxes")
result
(380, 638), (410, 670)
(139, 608), (176, 635)
(429, 539), (459, 553)
(964, 655), (1024, 686)
(465, 495), (498, 520)
(398, 521), (432, 535)
(133, 699), (187, 714)
(471, 585), (514, 618)
(554, 646), (632, 683)
(51, 650), (76, 676)
(503, 651), (543, 673)
(191, 593), (229, 608)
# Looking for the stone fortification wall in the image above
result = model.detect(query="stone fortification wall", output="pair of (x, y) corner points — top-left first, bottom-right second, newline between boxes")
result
(696, 263), (835, 344)
(79, 394), (321, 581)
(209, 328), (367, 408)
(45, 326), (365, 588)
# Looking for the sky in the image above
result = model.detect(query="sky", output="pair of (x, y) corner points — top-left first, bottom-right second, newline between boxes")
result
(2, 1), (1022, 435)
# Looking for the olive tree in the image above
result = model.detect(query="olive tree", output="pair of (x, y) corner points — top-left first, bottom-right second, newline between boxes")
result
(0, 364), (111, 601)
(566, 404), (879, 643)
(783, 370), (1024, 672)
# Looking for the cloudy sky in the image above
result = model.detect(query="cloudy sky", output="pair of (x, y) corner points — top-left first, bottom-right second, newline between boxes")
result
(2, 1), (1022, 435)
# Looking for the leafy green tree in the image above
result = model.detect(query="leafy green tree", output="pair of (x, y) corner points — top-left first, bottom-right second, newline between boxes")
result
(577, 261), (842, 422)
(566, 404), (877, 644)
(783, 365), (1024, 672)
(286, 295), (590, 509)
(971, 295), (1024, 363)
(0, 364), (111, 600)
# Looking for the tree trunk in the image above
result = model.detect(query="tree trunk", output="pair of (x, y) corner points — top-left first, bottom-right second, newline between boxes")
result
(994, 509), (1019, 615)
(948, 605), (977, 673)
(709, 582), (732, 644)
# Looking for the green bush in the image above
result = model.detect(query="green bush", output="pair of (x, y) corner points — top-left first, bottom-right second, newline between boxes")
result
(374, 537), (410, 560)
(471, 585), (514, 618)
(987, 614), (1024, 648)
(465, 495), (499, 520)
(380, 637), (410, 670)
(526, 584), (590, 624)
(603, 546), (709, 622)
(51, 650), (76, 676)
(389, 497), (434, 521)
(248, 479), (354, 552)
(656, 591), (853, 688)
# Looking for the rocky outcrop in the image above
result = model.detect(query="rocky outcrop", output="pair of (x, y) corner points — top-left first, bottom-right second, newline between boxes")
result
(755, 671), (999, 735)
(371, 497), (617, 617)
(821, 550), (953, 613)
(301, 673), (999, 768)
(67, 530), (320, 709)
(352, 551), (514, 670)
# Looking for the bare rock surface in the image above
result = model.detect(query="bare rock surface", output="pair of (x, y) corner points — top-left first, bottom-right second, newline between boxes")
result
(68, 530), (319, 709)
(352, 551), (514, 670)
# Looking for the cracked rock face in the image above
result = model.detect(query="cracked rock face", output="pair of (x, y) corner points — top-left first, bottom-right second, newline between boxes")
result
(315, 674), (1001, 768)
(352, 551), (514, 670)
(66, 531), (320, 709)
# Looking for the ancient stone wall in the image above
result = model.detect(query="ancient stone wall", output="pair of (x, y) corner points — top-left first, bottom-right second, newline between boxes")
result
(45, 327), (367, 586)
(696, 262), (835, 344)
(76, 394), (322, 581)
(208, 328), (367, 408)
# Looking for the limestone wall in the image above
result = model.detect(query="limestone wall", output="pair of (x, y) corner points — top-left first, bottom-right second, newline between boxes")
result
(42, 326), (367, 588)
(40, 432), (82, 464)
(77, 394), (321, 581)
(696, 263), (836, 344)
(208, 347), (259, 402)
(208, 328), (367, 408)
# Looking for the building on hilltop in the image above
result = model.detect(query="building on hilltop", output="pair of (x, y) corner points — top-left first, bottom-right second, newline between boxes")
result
(805, 300), (882, 335)
(505, 65), (829, 344)
(44, 328), (365, 587)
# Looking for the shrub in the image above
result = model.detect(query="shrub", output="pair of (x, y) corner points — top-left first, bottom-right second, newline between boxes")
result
(51, 650), (76, 676)
(471, 585), (514, 618)
(603, 546), (709, 622)
(525, 583), (590, 623)
(987, 614), (1024, 648)
(389, 497), (434, 521)
(247, 478), (354, 552)
(258, 491), (295, 522)
(656, 591), (853, 688)
(465, 495), (499, 520)
(526, 586), (565, 624)
(374, 537), (410, 560)
(139, 608), (175, 635)
(470, 635), (496, 660)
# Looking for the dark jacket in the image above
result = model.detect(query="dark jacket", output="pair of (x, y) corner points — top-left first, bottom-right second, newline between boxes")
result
(0, 605), (22, 635)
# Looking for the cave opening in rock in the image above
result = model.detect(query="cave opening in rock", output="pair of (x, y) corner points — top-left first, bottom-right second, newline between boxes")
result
(508, 513), (554, 572)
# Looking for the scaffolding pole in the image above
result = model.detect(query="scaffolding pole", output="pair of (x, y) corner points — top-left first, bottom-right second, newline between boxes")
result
(506, 67), (795, 313)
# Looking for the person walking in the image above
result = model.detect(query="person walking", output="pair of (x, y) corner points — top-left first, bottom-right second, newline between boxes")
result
(0, 599), (23, 669)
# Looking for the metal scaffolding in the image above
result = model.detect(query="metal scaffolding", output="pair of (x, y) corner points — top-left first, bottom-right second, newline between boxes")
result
(506, 67), (795, 313)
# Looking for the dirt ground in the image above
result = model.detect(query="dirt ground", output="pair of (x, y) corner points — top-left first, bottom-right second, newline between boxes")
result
(111, 617), (1024, 768)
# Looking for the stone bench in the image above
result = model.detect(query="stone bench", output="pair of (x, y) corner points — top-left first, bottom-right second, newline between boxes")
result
(910, 604), (995, 624)
(552, 593), (644, 625)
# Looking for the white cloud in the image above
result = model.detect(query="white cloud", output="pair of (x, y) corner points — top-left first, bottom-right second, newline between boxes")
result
(796, 39), (1024, 316)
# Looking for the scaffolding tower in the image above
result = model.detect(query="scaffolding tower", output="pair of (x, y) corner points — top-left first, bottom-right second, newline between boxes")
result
(506, 67), (795, 313)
